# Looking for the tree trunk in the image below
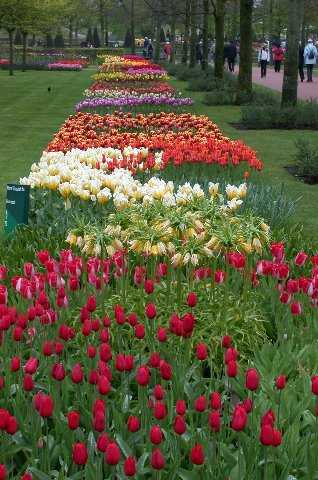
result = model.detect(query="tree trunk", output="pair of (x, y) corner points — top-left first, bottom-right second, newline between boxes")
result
(105, 11), (109, 46)
(237, 0), (253, 104)
(22, 32), (27, 72)
(202, 0), (209, 70)
(131, 0), (135, 54)
(189, 0), (197, 68)
(154, 14), (161, 62)
(281, 0), (301, 106)
(69, 19), (73, 47)
(182, 0), (191, 64)
(170, 6), (176, 63)
(214, 0), (225, 78)
(8, 29), (14, 76)
(230, 0), (239, 40)
(99, 0), (105, 47)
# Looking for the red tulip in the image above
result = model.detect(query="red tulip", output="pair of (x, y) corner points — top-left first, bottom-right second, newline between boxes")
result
(105, 442), (121, 465)
(21, 473), (32, 480)
(0, 465), (7, 480)
(127, 313), (138, 326)
(67, 411), (80, 430)
(87, 345), (96, 358)
(98, 375), (111, 395)
(160, 361), (172, 380)
(210, 391), (221, 410)
(187, 292), (197, 307)
(245, 368), (260, 391)
(209, 410), (221, 432)
(144, 279), (154, 294)
(71, 363), (84, 384)
(10, 356), (20, 372)
(134, 324), (145, 339)
(136, 365), (150, 386)
(151, 448), (165, 470)
(124, 456), (137, 476)
(23, 374), (34, 392)
(97, 433), (110, 452)
(173, 415), (186, 435)
(227, 360), (238, 377)
(72, 442), (88, 465)
(242, 398), (253, 413)
(153, 384), (165, 400)
(260, 424), (274, 446)
(149, 352), (161, 368)
(224, 347), (238, 363)
(6, 416), (18, 435)
(93, 410), (105, 432)
(231, 405), (247, 431)
(24, 357), (38, 375)
(275, 375), (286, 390)
(222, 335), (232, 348)
(86, 295), (97, 312)
(145, 303), (156, 319)
(52, 362), (66, 381)
(39, 395), (54, 418)
(127, 416), (140, 432)
(272, 429), (282, 447)
(196, 343), (208, 360)
(0, 409), (9, 429)
(194, 395), (207, 412)
(115, 354), (126, 372)
(312, 376), (318, 395)
(157, 327), (167, 342)
(261, 410), (275, 427)
(153, 401), (167, 420)
(125, 355), (134, 371)
(42, 341), (53, 357)
(176, 400), (187, 415)
(295, 251), (308, 267)
(290, 302), (302, 315)
(270, 242), (284, 262)
(150, 425), (163, 444)
(190, 444), (205, 465)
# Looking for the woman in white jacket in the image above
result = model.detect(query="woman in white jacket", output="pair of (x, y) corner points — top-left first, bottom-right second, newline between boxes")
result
(258, 44), (270, 78)
(304, 39), (317, 82)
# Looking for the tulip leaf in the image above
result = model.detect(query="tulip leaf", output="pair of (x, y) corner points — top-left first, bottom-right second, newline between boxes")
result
(178, 468), (199, 480)
(115, 433), (132, 457)
(87, 430), (97, 457)
(28, 468), (51, 480)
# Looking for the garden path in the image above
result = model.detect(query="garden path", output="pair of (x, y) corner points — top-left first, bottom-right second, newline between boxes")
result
(251, 66), (318, 101)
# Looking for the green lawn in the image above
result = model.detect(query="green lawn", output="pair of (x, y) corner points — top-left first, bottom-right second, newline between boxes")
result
(0, 69), (317, 236)
(0, 68), (93, 224)
(171, 79), (318, 236)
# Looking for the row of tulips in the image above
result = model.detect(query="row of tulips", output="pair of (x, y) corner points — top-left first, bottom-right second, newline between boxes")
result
(0, 246), (318, 478)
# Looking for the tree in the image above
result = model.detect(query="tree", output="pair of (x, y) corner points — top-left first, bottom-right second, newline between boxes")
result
(93, 26), (101, 47)
(124, 28), (133, 47)
(189, 0), (197, 68)
(212, 0), (226, 79)
(55, 31), (65, 47)
(130, 0), (135, 53)
(281, 0), (302, 106)
(202, 0), (209, 70)
(46, 33), (54, 47)
(14, 29), (22, 44)
(237, 0), (254, 103)
(0, 0), (24, 75)
(182, 0), (191, 64)
(159, 26), (166, 42)
(86, 26), (93, 45)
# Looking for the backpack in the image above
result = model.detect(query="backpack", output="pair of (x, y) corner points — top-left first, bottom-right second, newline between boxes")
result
(308, 48), (315, 60)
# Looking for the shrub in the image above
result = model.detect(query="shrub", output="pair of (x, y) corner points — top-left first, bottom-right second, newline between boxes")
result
(293, 138), (318, 178)
(204, 90), (235, 105)
(240, 102), (318, 129)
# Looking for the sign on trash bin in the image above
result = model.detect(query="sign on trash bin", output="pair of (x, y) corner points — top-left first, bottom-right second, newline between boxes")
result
(4, 184), (30, 234)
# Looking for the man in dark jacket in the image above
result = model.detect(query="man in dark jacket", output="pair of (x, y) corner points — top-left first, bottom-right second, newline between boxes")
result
(227, 40), (237, 72)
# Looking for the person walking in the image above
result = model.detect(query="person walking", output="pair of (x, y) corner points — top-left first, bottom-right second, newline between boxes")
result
(298, 42), (305, 82)
(163, 41), (172, 61)
(143, 37), (149, 58)
(272, 43), (284, 72)
(196, 41), (203, 66)
(304, 38), (317, 82)
(258, 44), (270, 78)
(147, 40), (153, 60)
(227, 40), (237, 72)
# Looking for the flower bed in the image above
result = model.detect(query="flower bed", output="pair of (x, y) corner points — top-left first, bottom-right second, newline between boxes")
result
(43, 112), (262, 172)
(48, 62), (83, 71)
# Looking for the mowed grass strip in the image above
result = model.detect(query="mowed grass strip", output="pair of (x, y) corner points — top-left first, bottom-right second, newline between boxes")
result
(0, 68), (92, 224)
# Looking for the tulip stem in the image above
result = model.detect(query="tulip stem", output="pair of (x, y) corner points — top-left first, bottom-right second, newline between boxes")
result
(263, 446), (268, 480)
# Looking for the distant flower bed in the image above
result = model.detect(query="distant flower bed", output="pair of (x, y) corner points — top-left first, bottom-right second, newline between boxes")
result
(48, 61), (84, 71)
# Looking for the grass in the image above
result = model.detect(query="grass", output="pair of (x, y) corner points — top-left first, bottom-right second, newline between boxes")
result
(0, 68), (93, 225)
(171, 78), (318, 236)
(0, 68), (317, 237)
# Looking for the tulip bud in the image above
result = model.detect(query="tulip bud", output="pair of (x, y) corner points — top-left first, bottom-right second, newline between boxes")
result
(187, 292), (197, 308)
(127, 415), (140, 433)
(145, 303), (156, 319)
(173, 415), (186, 435)
(227, 360), (238, 377)
(275, 375), (286, 390)
(153, 384), (165, 400)
(144, 279), (154, 294)
(136, 365), (150, 386)
(176, 400), (187, 415)
(0, 465), (7, 480)
(194, 395), (207, 412)
(190, 444), (205, 465)
(105, 442), (121, 465)
(245, 368), (260, 391)
(208, 410), (221, 432)
(231, 405), (247, 431)
(312, 376), (318, 395)
(72, 442), (88, 465)
(210, 391), (221, 410)
(150, 425), (163, 444)
(124, 456), (137, 477)
(260, 424), (274, 446)
(151, 448), (165, 470)
(67, 411), (80, 430)
(153, 402), (167, 420)
(195, 343), (208, 361)
(97, 433), (110, 452)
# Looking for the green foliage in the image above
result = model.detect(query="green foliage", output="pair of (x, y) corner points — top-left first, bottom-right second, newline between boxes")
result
(241, 102), (318, 130)
(93, 26), (100, 48)
(54, 31), (64, 48)
(293, 138), (318, 178)
(14, 28), (22, 44)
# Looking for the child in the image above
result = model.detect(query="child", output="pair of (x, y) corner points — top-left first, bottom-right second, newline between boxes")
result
(258, 44), (270, 78)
